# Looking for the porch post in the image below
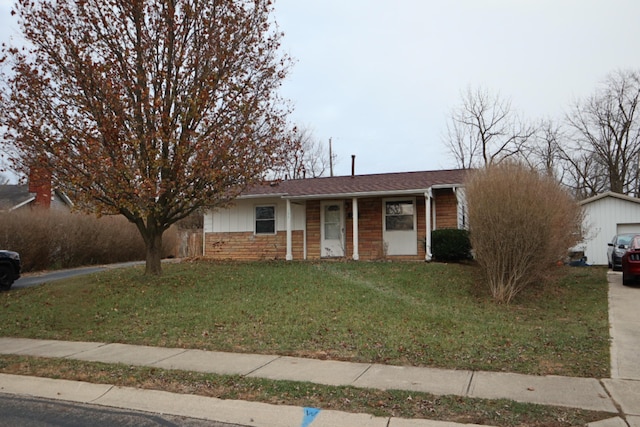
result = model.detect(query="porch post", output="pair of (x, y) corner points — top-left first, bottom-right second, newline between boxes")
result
(286, 199), (293, 261)
(425, 189), (433, 261)
(352, 197), (359, 260)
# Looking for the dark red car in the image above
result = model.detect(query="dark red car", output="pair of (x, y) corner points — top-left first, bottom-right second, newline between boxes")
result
(621, 235), (640, 286)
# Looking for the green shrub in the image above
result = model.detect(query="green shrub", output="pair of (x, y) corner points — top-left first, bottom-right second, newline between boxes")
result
(431, 228), (472, 262)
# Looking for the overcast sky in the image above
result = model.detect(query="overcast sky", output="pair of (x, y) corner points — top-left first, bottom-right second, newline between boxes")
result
(274, 0), (640, 175)
(1, 1), (640, 178)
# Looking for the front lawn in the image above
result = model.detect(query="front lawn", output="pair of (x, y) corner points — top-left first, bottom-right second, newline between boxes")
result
(0, 261), (610, 377)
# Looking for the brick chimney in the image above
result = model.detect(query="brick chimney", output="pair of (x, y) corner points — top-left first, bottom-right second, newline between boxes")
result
(28, 165), (52, 209)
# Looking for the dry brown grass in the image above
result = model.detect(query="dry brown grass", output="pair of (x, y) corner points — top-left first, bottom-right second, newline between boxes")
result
(0, 209), (177, 271)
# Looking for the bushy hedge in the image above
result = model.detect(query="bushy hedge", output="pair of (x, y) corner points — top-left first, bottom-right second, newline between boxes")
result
(466, 162), (582, 304)
(0, 209), (177, 272)
(431, 228), (472, 262)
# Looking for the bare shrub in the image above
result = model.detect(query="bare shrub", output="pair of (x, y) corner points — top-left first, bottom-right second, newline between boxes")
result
(466, 162), (582, 304)
(0, 210), (177, 272)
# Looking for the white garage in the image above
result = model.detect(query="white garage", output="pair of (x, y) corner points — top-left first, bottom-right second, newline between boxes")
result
(578, 192), (640, 265)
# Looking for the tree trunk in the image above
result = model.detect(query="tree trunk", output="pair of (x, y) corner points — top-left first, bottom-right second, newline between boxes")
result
(144, 230), (163, 275)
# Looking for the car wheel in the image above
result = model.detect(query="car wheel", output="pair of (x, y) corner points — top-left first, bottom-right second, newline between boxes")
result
(0, 264), (14, 291)
(623, 272), (634, 286)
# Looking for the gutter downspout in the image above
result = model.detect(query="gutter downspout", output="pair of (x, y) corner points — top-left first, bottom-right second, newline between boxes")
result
(425, 188), (433, 261)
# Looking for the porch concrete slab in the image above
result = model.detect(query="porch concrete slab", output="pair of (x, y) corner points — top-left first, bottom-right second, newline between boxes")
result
(71, 343), (186, 366)
(602, 379), (640, 416)
(152, 349), (280, 376)
(247, 356), (371, 386)
(468, 372), (617, 413)
(354, 364), (473, 396)
(0, 373), (112, 403)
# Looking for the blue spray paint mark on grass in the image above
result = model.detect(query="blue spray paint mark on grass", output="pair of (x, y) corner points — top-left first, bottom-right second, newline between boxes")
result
(301, 407), (321, 427)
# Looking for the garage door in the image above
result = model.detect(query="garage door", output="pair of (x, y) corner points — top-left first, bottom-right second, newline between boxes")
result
(617, 223), (640, 234)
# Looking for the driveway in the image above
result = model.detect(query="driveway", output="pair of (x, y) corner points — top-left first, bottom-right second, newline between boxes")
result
(12, 262), (145, 289)
(608, 270), (640, 379)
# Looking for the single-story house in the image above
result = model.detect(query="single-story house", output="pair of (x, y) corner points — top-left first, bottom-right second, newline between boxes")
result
(0, 184), (73, 212)
(203, 169), (468, 261)
(578, 191), (640, 265)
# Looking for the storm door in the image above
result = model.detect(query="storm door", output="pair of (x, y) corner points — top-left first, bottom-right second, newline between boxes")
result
(321, 201), (344, 257)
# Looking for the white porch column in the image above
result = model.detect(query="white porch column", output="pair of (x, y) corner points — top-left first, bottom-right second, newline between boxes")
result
(425, 189), (433, 261)
(286, 199), (293, 261)
(352, 197), (359, 260)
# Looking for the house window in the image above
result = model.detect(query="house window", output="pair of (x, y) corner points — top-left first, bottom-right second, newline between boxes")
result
(385, 200), (414, 231)
(255, 206), (276, 234)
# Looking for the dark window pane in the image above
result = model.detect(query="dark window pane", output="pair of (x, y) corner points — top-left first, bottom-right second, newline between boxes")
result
(385, 201), (414, 231)
(256, 220), (275, 234)
(386, 215), (414, 231)
(256, 206), (275, 220)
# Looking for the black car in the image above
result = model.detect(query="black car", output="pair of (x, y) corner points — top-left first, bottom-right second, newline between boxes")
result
(0, 250), (21, 290)
(607, 233), (638, 271)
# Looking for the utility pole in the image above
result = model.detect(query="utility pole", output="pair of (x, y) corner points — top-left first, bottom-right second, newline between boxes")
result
(329, 137), (334, 177)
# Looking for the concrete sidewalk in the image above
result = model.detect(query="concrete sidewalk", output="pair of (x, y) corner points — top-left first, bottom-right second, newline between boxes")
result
(0, 336), (638, 427)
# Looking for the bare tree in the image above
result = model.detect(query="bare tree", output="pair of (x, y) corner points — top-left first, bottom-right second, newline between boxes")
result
(517, 119), (568, 181)
(275, 127), (336, 179)
(562, 69), (640, 196)
(445, 86), (536, 168)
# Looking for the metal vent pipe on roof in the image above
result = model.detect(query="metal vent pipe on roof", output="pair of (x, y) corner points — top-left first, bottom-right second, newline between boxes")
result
(351, 155), (355, 177)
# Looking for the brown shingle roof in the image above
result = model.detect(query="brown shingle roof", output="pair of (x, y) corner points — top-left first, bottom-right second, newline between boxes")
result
(242, 169), (468, 199)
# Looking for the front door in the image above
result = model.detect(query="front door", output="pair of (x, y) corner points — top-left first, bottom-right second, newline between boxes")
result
(321, 201), (344, 257)
(383, 198), (418, 256)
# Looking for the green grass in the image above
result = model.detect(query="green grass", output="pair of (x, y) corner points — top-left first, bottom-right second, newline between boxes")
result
(0, 260), (610, 377)
(0, 261), (613, 426)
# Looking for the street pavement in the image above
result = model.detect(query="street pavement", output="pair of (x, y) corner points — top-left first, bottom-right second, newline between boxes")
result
(0, 270), (639, 426)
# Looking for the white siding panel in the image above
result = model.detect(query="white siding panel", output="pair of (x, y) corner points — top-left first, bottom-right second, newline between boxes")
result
(581, 196), (640, 265)
(204, 198), (305, 233)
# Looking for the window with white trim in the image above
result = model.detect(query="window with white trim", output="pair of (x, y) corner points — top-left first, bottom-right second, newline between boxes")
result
(255, 206), (276, 234)
(385, 200), (414, 231)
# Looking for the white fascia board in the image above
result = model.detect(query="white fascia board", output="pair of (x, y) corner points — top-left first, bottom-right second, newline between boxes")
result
(9, 197), (35, 211)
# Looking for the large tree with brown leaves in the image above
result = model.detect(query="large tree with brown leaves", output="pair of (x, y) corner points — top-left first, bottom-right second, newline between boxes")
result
(0, 0), (294, 274)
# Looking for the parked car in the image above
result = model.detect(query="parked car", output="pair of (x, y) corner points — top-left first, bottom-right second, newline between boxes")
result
(608, 233), (638, 271)
(0, 250), (21, 290)
(622, 235), (640, 286)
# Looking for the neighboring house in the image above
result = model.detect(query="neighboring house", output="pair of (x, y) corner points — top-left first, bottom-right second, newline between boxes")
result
(0, 171), (73, 212)
(578, 192), (640, 265)
(203, 169), (468, 261)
